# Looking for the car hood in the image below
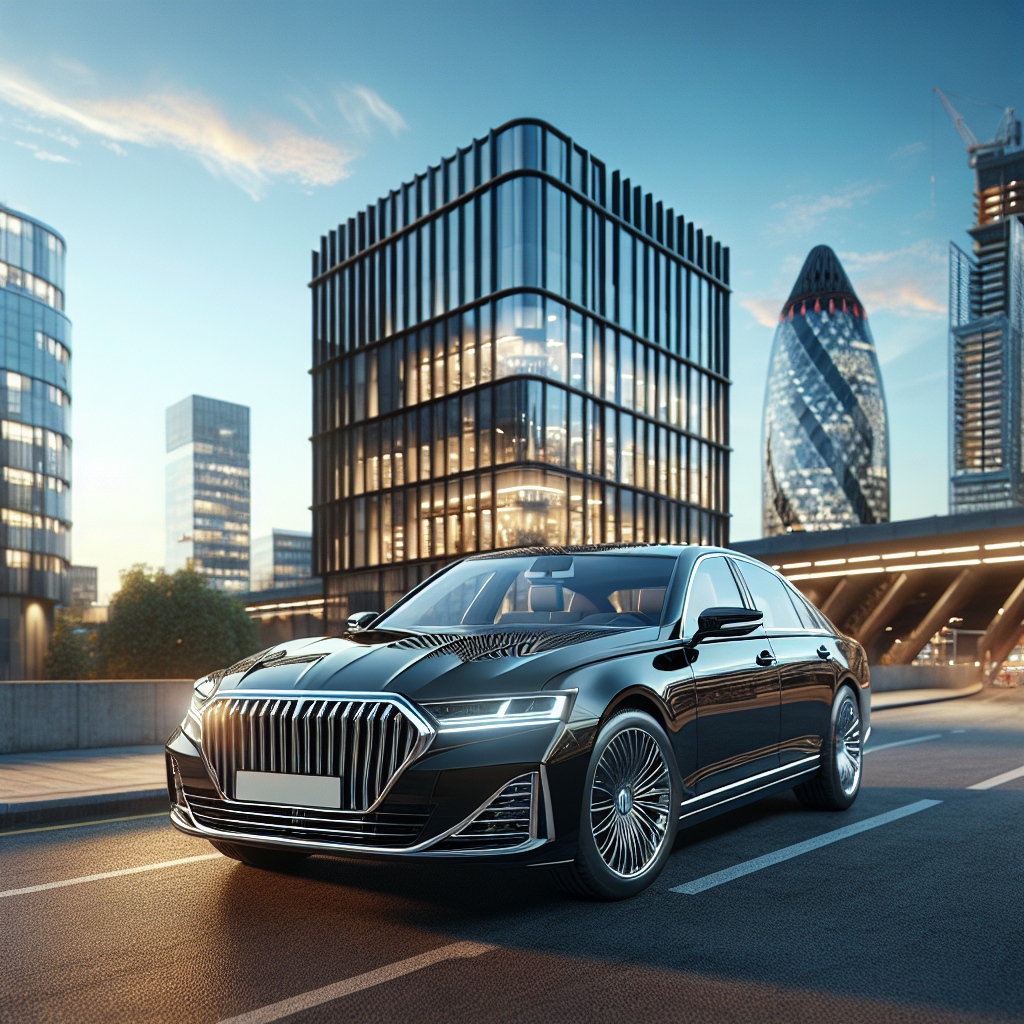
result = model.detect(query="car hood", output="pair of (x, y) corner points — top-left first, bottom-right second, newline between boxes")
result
(213, 626), (658, 702)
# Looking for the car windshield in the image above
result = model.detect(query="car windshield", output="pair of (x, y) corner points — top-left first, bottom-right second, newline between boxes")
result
(378, 554), (677, 630)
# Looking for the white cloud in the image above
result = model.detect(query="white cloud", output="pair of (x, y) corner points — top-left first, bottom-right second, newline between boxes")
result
(739, 297), (781, 328)
(13, 119), (79, 147)
(769, 183), (884, 234)
(0, 68), (357, 198)
(890, 141), (927, 160)
(335, 84), (407, 137)
(839, 241), (946, 318)
(15, 139), (73, 163)
(101, 139), (127, 156)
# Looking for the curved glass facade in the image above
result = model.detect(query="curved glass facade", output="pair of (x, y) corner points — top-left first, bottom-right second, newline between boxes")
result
(0, 206), (72, 678)
(762, 246), (888, 536)
(310, 119), (731, 628)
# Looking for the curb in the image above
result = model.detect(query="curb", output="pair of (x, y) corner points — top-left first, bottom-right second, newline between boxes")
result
(871, 682), (984, 711)
(0, 789), (169, 831)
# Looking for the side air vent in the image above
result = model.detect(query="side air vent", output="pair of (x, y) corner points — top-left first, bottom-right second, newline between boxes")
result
(432, 773), (537, 852)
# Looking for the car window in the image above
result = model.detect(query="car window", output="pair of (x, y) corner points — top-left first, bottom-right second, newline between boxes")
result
(380, 554), (676, 629)
(683, 556), (744, 637)
(734, 560), (803, 630)
(794, 590), (833, 632)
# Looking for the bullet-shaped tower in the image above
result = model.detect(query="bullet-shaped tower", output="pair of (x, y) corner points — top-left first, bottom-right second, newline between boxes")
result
(762, 245), (889, 535)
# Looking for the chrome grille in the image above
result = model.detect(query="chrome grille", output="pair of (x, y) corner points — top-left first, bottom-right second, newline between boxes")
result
(202, 696), (424, 811)
(434, 773), (536, 852)
(182, 787), (431, 848)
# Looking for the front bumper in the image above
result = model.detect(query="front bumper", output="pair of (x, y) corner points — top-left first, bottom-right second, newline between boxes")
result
(165, 706), (584, 866)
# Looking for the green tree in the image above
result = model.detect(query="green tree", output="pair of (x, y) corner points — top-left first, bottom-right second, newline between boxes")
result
(44, 610), (93, 680)
(94, 564), (259, 679)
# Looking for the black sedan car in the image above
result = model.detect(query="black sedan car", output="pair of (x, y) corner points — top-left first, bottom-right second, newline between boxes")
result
(166, 544), (870, 899)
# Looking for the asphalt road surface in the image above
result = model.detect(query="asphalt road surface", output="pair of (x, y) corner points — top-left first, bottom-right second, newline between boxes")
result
(3, 689), (1022, 1024)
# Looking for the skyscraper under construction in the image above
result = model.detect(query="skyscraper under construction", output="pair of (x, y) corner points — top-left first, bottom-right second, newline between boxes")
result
(946, 98), (1024, 513)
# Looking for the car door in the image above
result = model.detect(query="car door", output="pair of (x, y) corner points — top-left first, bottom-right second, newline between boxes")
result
(684, 554), (782, 794)
(732, 558), (834, 767)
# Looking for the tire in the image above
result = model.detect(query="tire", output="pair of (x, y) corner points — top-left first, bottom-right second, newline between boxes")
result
(209, 840), (311, 871)
(794, 684), (863, 811)
(552, 710), (680, 900)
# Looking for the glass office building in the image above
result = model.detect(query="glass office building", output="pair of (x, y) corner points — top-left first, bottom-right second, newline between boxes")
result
(762, 245), (890, 535)
(310, 119), (731, 629)
(251, 529), (312, 592)
(948, 145), (1024, 514)
(166, 396), (250, 593)
(0, 205), (72, 678)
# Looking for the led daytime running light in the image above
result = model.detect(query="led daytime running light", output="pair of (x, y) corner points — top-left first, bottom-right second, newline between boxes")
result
(422, 693), (570, 731)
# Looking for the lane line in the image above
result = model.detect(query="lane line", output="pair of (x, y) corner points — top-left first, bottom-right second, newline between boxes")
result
(0, 853), (220, 898)
(0, 812), (166, 838)
(968, 765), (1024, 790)
(865, 733), (942, 754)
(216, 941), (496, 1024)
(670, 799), (942, 895)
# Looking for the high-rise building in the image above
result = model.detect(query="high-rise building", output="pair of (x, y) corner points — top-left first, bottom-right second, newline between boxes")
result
(251, 529), (312, 591)
(165, 396), (250, 593)
(948, 145), (1024, 513)
(310, 118), (731, 629)
(69, 565), (97, 607)
(762, 245), (890, 536)
(0, 205), (71, 679)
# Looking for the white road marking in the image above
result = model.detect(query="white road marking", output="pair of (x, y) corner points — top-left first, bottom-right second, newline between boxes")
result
(670, 799), (942, 895)
(967, 765), (1024, 790)
(0, 853), (220, 899)
(216, 941), (496, 1024)
(865, 733), (942, 754)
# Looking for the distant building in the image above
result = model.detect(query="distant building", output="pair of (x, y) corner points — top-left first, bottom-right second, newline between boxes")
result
(310, 118), (731, 629)
(0, 205), (72, 678)
(166, 395), (250, 593)
(69, 565), (97, 607)
(762, 245), (890, 536)
(251, 529), (312, 591)
(948, 145), (1024, 513)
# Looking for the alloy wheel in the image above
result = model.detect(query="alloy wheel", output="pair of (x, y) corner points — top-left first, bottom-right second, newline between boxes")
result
(590, 727), (672, 878)
(834, 694), (862, 796)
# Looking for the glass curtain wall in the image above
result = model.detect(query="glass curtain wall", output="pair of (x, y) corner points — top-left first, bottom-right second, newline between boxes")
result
(310, 120), (730, 628)
(165, 396), (250, 593)
(0, 206), (72, 678)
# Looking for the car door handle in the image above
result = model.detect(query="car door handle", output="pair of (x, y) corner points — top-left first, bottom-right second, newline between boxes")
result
(817, 645), (831, 660)
(756, 651), (776, 667)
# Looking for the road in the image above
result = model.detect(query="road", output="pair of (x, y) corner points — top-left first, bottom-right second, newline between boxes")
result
(2, 689), (1022, 1024)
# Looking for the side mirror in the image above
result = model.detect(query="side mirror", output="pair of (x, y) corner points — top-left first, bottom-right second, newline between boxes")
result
(347, 610), (377, 631)
(686, 606), (763, 647)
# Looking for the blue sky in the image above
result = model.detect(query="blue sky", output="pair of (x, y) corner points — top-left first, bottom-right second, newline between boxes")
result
(0, 0), (1020, 600)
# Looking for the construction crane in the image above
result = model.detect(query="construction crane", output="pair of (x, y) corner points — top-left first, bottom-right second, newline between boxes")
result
(934, 87), (1021, 166)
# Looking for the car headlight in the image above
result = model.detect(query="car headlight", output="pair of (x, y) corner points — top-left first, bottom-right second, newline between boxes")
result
(420, 693), (572, 732)
(191, 674), (218, 714)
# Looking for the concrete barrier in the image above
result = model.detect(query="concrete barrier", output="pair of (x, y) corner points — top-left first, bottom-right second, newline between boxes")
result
(869, 664), (980, 693)
(0, 680), (193, 755)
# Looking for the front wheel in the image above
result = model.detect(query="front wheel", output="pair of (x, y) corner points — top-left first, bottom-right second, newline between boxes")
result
(209, 840), (311, 871)
(794, 685), (863, 810)
(552, 710), (680, 900)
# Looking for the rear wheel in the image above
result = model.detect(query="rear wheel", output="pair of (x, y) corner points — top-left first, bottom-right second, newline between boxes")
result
(209, 840), (311, 871)
(552, 710), (679, 900)
(794, 685), (863, 810)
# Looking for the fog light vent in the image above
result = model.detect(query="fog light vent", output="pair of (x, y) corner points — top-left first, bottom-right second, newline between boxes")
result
(434, 773), (536, 852)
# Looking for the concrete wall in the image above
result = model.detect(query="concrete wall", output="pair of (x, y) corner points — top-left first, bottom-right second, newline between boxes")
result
(0, 680), (193, 754)
(870, 664), (979, 693)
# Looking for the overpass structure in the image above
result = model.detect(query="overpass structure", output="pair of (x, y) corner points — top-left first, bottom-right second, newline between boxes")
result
(733, 508), (1024, 679)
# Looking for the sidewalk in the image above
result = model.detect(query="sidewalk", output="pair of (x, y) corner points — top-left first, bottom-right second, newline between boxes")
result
(0, 745), (169, 830)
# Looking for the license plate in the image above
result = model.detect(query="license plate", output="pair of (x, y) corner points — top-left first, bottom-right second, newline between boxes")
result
(235, 770), (341, 809)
